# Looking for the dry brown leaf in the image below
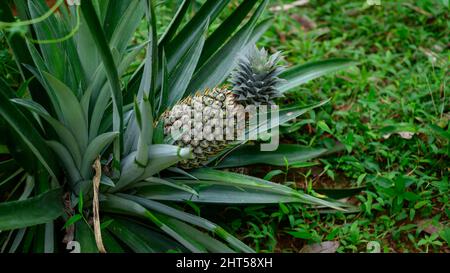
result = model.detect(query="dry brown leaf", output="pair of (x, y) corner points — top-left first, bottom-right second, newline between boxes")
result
(398, 132), (415, 139)
(290, 14), (317, 31)
(92, 156), (107, 253)
(383, 132), (415, 140)
(417, 219), (444, 235)
(300, 241), (339, 253)
(270, 0), (309, 12)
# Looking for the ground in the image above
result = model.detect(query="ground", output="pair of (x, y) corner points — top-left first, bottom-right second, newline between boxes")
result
(204, 0), (449, 253)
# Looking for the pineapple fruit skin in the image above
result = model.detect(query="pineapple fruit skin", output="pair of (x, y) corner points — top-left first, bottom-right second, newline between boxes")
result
(161, 87), (246, 169)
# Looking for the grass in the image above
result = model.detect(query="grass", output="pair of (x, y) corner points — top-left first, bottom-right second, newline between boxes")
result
(206, 0), (449, 253)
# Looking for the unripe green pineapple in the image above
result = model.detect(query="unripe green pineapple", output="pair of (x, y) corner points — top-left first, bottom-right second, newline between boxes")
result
(162, 47), (284, 169)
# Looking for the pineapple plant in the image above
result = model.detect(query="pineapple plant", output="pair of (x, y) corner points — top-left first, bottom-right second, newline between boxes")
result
(0, 0), (356, 253)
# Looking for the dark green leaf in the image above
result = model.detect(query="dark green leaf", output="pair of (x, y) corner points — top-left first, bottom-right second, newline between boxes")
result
(63, 214), (82, 230)
(165, 0), (230, 71)
(75, 220), (98, 253)
(214, 144), (331, 168)
(0, 89), (58, 178)
(80, 0), (124, 159)
(199, 0), (258, 64)
(186, 0), (268, 94)
(158, 0), (191, 47)
(279, 59), (357, 93)
(0, 189), (63, 231)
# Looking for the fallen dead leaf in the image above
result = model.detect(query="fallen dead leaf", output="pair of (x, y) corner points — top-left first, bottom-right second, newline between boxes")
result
(277, 31), (286, 44)
(417, 219), (444, 235)
(290, 14), (317, 31)
(398, 132), (415, 139)
(270, 0), (309, 12)
(383, 132), (415, 140)
(300, 241), (339, 253)
(419, 47), (446, 67)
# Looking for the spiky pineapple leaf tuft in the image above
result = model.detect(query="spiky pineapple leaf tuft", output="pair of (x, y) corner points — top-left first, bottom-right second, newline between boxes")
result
(230, 46), (285, 106)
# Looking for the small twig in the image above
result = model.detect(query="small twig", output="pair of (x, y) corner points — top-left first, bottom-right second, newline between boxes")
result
(92, 156), (106, 253)
(269, 0), (309, 12)
(402, 3), (433, 18)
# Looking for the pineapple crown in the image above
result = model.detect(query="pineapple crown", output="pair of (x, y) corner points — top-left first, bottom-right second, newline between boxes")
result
(230, 46), (285, 106)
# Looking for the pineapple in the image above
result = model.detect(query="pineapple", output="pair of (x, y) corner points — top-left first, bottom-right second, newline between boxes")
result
(162, 47), (285, 169)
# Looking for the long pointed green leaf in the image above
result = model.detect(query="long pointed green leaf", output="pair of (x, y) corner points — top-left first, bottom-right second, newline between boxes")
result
(156, 50), (169, 117)
(44, 222), (54, 253)
(81, 132), (119, 179)
(87, 45), (137, 140)
(146, 0), (158, 107)
(132, 177), (199, 196)
(114, 145), (192, 191)
(8, 228), (27, 253)
(102, 1), (134, 40)
(199, 0), (258, 65)
(28, 1), (66, 85)
(165, 0), (231, 71)
(163, 217), (233, 253)
(0, 189), (63, 231)
(167, 19), (208, 106)
(0, 90), (58, 178)
(107, 217), (185, 253)
(12, 98), (82, 168)
(135, 97), (154, 166)
(46, 141), (82, 184)
(24, 44), (64, 121)
(245, 17), (273, 47)
(101, 194), (203, 252)
(158, 0), (191, 47)
(77, 11), (101, 83)
(139, 145), (192, 181)
(214, 144), (334, 168)
(101, 229), (125, 253)
(106, 219), (160, 253)
(187, 169), (347, 210)
(137, 39), (156, 102)
(115, 151), (145, 192)
(279, 59), (357, 93)
(243, 100), (331, 145)
(109, 1), (145, 54)
(120, 194), (253, 253)
(43, 72), (88, 151)
(186, 0), (268, 94)
(81, 0), (124, 162)
(75, 220), (98, 253)
(137, 184), (301, 204)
